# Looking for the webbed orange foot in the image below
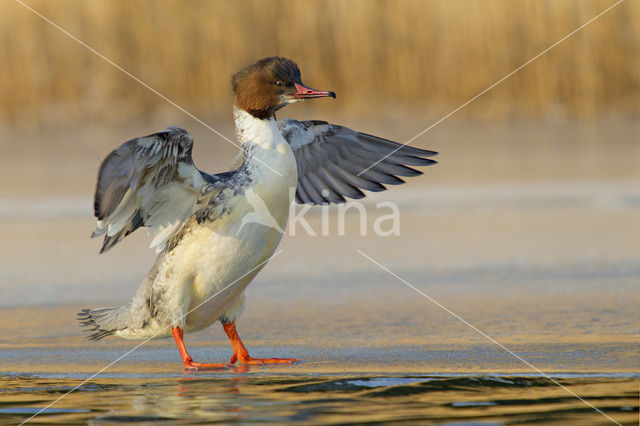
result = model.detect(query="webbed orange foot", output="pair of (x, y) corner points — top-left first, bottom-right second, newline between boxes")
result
(183, 360), (231, 371)
(224, 322), (300, 366)
(172, 327), (230, 371)
(229, 353), (300, 365)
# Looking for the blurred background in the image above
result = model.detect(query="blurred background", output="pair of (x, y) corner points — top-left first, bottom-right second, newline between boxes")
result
(0, 0), (638, 358)
(1, 0), (639, 196)
(1, 0), (639, 124)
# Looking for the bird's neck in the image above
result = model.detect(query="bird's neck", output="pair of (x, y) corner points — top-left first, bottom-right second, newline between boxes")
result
(234, 106), (284, 151)
(233, 106), (297, 188)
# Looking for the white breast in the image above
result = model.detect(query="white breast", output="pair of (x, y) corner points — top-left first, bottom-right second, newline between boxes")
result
(234, 106), (298, 225)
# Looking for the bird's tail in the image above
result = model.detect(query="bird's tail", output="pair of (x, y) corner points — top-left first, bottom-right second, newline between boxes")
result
(77, 305), (130, 341)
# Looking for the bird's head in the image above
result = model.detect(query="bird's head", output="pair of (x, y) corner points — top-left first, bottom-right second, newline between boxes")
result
(232, 56), (335, 119)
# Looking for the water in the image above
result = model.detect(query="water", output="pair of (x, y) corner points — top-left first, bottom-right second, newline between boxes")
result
(1, 372), (637, 424)
(0, 334), (637, 424)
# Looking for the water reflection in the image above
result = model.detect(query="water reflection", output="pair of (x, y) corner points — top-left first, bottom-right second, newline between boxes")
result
(1, 373), (636, 424)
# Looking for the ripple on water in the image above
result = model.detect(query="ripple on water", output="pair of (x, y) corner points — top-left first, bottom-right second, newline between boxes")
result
(0, 374), (637, 424)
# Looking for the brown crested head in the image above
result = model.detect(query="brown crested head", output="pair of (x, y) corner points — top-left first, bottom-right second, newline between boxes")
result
(232, 56), (335, 119)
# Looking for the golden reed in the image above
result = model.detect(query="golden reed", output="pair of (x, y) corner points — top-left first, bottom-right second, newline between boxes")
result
(1, 0), (638, 124)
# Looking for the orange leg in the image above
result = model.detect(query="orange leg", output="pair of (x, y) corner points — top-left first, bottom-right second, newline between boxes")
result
(223, 322), (300, 365)
(172, 327), (230, 371)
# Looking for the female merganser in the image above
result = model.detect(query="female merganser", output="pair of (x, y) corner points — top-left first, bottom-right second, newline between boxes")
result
(78, 57), (437, 370)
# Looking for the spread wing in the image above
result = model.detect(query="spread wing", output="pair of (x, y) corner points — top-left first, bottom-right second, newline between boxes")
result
(278, 119), (437, 205)
(91, 127), (225, 253)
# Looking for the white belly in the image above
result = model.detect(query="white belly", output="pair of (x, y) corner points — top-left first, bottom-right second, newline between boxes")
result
(182, 196), (288, 331)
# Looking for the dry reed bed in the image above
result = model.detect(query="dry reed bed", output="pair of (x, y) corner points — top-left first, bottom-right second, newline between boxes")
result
(0, 0), (638, 124)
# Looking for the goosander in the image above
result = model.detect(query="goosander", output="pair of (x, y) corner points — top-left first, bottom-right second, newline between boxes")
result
(78, 57), (437, 370)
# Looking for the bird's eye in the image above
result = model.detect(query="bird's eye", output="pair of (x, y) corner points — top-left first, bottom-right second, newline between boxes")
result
(275, 80), (284, 86)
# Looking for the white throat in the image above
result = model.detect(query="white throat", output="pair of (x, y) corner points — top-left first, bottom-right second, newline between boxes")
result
(234, 106), (284, 150)
(233, 106), (297, 189)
